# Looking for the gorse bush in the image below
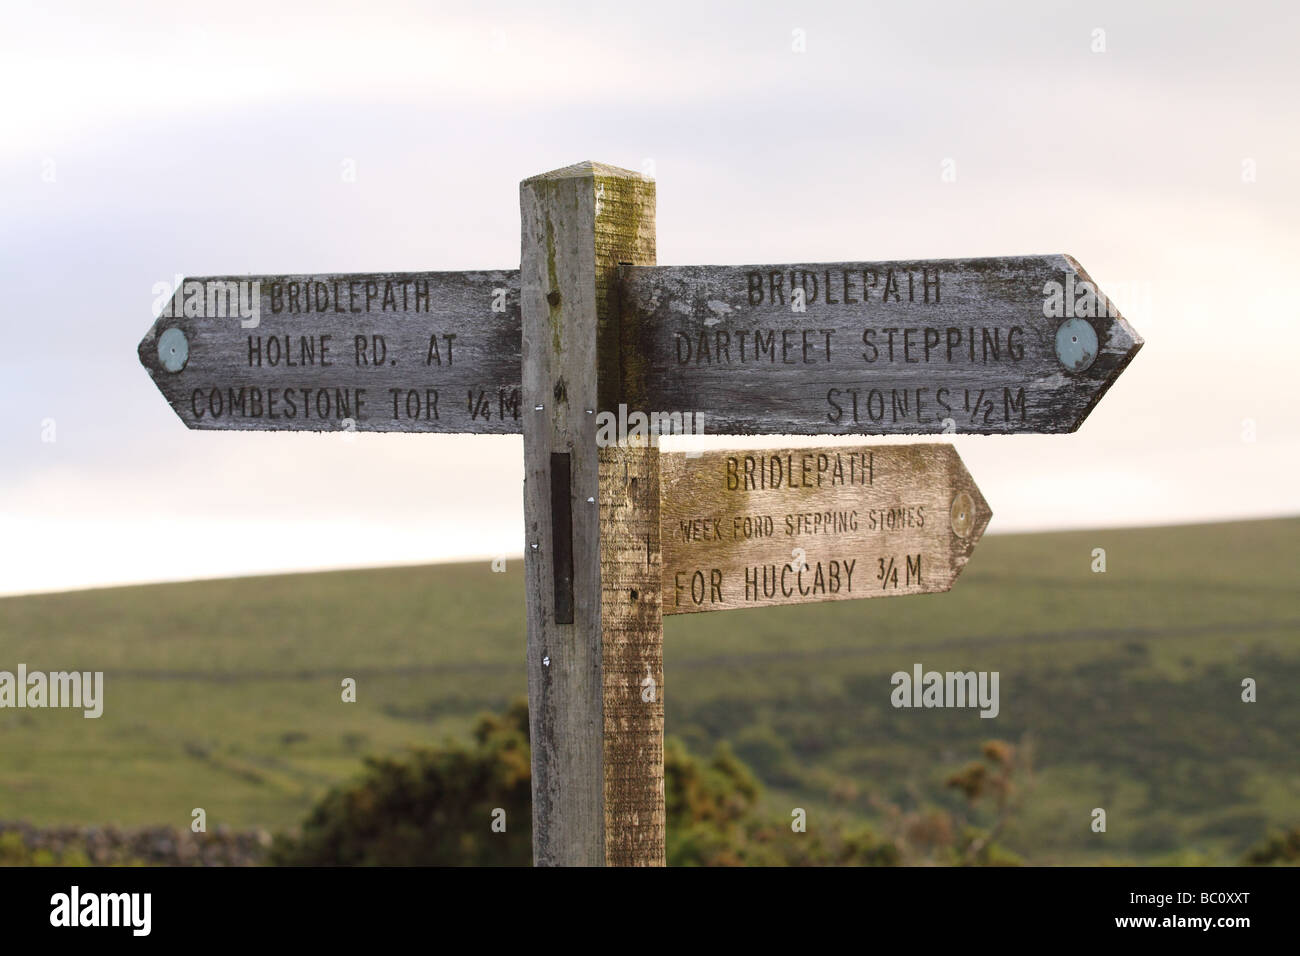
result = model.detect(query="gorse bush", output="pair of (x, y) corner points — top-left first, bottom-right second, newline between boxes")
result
(271, 699), (533, 866)
(272, 699), (1026, 866)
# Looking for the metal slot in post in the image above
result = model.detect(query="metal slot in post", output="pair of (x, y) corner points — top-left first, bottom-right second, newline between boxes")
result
(550, 452), (575, 624)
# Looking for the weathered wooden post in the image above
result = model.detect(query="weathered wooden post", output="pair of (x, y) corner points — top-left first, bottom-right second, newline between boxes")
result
(519, 162), (663, 866)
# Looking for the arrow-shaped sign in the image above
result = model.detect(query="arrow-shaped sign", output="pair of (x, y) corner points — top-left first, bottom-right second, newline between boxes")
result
(659, 443), (990, 614)
(137, 271), (523, 433)
(624, 254), (1142, 434)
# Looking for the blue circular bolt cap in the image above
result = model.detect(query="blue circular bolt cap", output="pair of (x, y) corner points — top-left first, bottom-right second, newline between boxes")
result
(1055, 318), (1098, 372)
(158, 327), (189, 373)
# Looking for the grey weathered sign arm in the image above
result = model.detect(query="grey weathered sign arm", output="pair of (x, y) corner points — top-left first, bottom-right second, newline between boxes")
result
(622, 254), (1142, 435)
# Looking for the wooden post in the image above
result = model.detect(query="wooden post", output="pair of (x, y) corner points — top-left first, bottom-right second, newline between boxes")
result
(520, 162), (662, 866)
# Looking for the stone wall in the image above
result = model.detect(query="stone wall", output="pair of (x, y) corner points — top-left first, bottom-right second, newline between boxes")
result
(0, 821), (271, 866)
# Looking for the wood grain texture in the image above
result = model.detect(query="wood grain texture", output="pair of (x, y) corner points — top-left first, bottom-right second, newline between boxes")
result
(621, 255), (1142, 435)
(521, 166), (604, 866)
(520, 161), (663, 867)
(138, 271), (522, 433)
(599, 443), (664, 866)
(591, 169), (662, 868)
(659, 444), (990, 615)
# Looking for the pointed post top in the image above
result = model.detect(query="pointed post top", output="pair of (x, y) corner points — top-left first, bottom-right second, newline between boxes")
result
(523, 160), (649, 184)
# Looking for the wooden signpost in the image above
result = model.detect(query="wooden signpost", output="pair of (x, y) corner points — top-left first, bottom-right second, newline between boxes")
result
(138, 160), (1141, 867)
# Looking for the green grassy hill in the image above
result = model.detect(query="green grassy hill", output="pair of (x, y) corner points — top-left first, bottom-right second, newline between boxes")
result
(1, 517), (1296, 864)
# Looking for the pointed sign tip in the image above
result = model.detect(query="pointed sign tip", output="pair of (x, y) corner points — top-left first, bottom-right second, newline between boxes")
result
(523, 161), (648, 184)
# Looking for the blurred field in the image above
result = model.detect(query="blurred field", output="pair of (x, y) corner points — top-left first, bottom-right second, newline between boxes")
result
(0, 517), (1296, 864)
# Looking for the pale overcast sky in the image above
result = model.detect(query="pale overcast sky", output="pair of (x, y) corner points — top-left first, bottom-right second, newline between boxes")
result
(1, 0), (1296, 595)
